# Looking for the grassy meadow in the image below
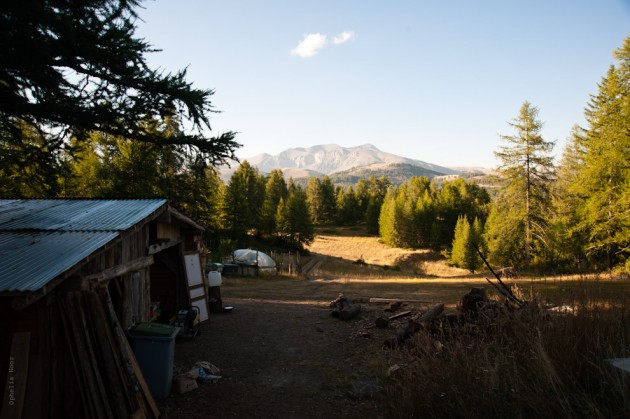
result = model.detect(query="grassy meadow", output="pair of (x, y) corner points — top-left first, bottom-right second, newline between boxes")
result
(222, 226), (630, 309)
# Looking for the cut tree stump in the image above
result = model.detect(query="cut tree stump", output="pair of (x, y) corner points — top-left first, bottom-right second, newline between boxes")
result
(330, 293), (361, 320)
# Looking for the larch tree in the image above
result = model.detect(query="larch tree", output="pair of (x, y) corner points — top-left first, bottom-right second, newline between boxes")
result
(550, 126), (589, 269)
(450, 216), (484, 273)
(450, 216), (471, 269)
(276, 188), (314, 250)
(320, 176), (337, 224)
(0, 0), (239, 196)
(0, 120), (66, 197)
(221, 161), (265, 243)
(574, 37), (630, 270)
(379, 187), (402, 247)
(335, 186), (360, 225)
(306, 177), (325, 224)
(365, 176), (390, 234)
(487, 101), (555, 268)
(261, 169), (288, 236)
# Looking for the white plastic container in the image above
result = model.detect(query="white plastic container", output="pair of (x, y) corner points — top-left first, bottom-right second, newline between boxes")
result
(207, 271), (222, 287)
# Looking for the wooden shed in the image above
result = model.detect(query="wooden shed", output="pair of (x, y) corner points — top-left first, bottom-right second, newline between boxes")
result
(0, 199), (209, 418)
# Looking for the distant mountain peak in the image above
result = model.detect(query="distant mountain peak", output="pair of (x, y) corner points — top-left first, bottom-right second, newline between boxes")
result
(247, 143), (458, 176)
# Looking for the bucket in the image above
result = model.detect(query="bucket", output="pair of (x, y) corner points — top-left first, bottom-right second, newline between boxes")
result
(207, 271), (222, 287)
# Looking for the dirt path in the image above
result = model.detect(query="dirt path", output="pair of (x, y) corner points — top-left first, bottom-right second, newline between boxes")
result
(301, 254), (327, 279)
(158, 298), (387, 419)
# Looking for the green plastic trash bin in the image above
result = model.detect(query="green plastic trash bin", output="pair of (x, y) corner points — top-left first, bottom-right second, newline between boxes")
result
(128, 323), (180, 398)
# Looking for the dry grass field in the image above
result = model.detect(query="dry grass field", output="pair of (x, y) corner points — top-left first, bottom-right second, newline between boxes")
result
(308, 226), (470, 278)
(223, 226), (629, 308)
(180, 227), (630, 419)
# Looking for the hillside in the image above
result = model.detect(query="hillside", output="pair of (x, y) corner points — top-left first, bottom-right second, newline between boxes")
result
(247, 143), (458, 176)
(220, 143), (473, 183)
(329, 162), (446, 187)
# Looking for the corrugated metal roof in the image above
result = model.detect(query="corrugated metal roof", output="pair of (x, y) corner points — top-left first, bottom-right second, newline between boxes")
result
(0, 199), (168, 292)
(0, 231), (119, 292)
(0, 199), (167, 231)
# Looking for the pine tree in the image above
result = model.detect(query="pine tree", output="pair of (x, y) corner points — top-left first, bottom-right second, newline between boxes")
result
(354, 179), (370, 222)
(549, 126), (589, 269)
(0, 120), (68, 197)
(334, 187), (360, 225)
(0, 0), (239, 172)
(320, 176), (337, 223)
(365, 176), (390, 234)
(334, 188), (346, 225)
(306, 177), (325, 224)
(487, 101), (555, 268)
(468, 217), (485, 272)
(276, 188), (314, 250)
(574, 37), (630, 270)
(222, 161), (265, 242)
(449, 215), (483, 273)
(176, 160), (224, 232)
(379, 188), (401, 247)
(261, 170), (288, 235)
(450, 216), (470, 268)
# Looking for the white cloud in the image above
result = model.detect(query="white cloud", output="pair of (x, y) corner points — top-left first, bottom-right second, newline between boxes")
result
(332, 31), (355, 45)
(291, 33), (327, 58)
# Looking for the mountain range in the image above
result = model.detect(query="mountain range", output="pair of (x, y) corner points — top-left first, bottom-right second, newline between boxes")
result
(220, 143), (489, 185)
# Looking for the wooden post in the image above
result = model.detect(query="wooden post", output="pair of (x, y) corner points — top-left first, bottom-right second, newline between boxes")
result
(122, 273), (132, 328)
(288, 252), (292, 276)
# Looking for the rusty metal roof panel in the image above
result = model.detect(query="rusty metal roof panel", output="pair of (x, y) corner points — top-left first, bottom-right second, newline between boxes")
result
(0, 231), (119, 292)
(0, 199), (167, 231)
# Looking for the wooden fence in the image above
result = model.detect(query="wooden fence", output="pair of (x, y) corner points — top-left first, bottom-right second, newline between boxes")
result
(269, 251), (301, 276)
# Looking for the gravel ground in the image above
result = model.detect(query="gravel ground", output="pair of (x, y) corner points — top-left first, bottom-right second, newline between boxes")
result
(157, 298), (392, 419)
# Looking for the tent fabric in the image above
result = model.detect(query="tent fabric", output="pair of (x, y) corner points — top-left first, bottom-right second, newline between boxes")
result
(233, 249), (276, 269)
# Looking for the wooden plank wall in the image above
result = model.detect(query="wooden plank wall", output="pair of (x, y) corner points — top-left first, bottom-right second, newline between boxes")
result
(82, 227), (151, 328)
(156, 222), (179, 240)
(2, 290), (160, 418)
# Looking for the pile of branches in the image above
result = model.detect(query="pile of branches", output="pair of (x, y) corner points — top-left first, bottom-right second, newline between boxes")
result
(383, 250), (543, 348)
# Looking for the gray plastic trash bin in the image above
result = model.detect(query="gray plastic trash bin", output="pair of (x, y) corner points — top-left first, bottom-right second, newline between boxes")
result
(128, 323), (180, 398)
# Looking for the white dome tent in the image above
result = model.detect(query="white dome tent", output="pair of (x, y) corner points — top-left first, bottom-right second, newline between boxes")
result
(233, 249), (277, 275)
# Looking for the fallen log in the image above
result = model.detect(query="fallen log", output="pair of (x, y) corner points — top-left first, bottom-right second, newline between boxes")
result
(375, 310), (412, 329)
(384, 319), (422, 348)
(390, 310), (413, 321)
(370, 298), (434, 304)
(338, 304), (362, 321)
(416, 303), (444, 322)
(385, 304), (444, 348)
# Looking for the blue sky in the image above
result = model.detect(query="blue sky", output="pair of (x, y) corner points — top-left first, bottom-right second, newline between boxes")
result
(136, 1), (630, 168)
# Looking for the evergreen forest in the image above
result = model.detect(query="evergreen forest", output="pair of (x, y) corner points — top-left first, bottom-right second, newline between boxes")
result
(1, 1), (628, 274)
